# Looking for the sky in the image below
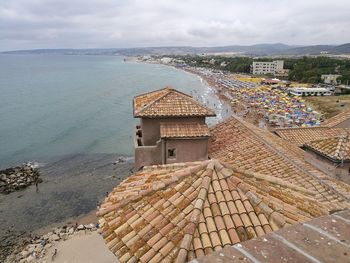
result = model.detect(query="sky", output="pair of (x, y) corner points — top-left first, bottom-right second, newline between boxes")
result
(0, 0), (349, 51)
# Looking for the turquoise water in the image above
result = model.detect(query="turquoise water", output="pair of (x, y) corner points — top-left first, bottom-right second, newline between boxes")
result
(0, 55), (224, 167)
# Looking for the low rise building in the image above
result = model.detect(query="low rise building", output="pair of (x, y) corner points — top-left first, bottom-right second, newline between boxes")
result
(98, 115), (350, 263)
(275, 125), (350, 182)
(133, 87), (216, 169)
(251, 60), (284, 75)
(321, 74), (342, 84)
(303, 136), (350, 183)
(274, 126), (348, 147)
(289, 87), (332, 96)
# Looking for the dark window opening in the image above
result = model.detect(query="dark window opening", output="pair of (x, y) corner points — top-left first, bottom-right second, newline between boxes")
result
(168, 148), (176, 159)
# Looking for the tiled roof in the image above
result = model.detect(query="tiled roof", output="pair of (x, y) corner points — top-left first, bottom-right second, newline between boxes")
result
(97, 160), (330, 263)
(322, 108), (350, 127)
(275, 127), (349, 146)
(209, 116), (350, 205)
(304, 136), (350, 162)
(160, 123), (210, 138)
(133, 87), (216, 118)
(194, 209), (350, 263)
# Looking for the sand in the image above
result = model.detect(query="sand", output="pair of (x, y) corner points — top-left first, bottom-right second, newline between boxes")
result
(46, 231), (116, 263)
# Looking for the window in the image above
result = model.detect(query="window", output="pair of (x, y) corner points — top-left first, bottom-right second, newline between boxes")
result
(168, 148), (176, 159)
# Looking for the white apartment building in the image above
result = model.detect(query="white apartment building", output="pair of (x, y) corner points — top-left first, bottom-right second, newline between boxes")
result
(252, 60), (284, 75)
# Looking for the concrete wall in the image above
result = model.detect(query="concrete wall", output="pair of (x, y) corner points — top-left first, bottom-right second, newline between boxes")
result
(304, 150), (350, 184)
(140, 117), (206, 146)
(164, 138), (208, 164)
(134, 139), (163, 169)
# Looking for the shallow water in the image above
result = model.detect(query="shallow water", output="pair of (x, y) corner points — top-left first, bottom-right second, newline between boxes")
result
(0, 55), (226, 168)
(0, 153), (132, 258)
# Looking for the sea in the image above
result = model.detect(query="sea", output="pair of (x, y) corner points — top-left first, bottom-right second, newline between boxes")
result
(0, 54), (229, 168)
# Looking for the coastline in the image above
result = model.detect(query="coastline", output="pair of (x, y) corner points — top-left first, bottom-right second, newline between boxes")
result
(1, 58), (233, 262)
(0, 153), (133, 261)
(127, 58), (233, 125)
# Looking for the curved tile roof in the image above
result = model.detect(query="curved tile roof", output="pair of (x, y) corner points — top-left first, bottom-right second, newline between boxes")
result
(160, 123), (210, 138)
(322, 108), (350, 127)
(97, 160), (329, 263)
(275, 127), (349, 146)
(209, 116), (350, 204)
(133, 87), (216, 118)
(304, 136), (350, 162)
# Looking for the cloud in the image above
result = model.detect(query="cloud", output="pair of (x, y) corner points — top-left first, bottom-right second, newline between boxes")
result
(0, 0), (349, 51)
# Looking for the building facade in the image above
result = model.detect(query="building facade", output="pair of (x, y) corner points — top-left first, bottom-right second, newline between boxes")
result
(289, 87), (332, 96)
(252, 60), (284, 75)
(133, 87), (216, 169)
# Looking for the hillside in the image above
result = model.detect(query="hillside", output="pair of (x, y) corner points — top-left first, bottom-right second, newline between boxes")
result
(2, 43), (350, 56)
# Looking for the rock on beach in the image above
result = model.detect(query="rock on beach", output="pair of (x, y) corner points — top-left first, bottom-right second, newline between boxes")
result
(0, 162), (42, 194)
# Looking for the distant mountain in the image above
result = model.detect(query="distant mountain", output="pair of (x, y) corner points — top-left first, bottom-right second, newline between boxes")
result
(331, 43), (350, 54)
(2, 43), (350, 56)
(279, 45), (334, 55)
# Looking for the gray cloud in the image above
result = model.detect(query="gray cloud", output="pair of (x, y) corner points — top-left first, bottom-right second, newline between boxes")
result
(0, 0), (349, 51)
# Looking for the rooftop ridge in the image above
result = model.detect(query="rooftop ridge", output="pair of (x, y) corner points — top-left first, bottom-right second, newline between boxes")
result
(223, 162), (317, 196)
(337, 133), (350, 160)
(274, 126), (350, 147)
(216, 162), (288, 229)
(133, 87), (216, 118)
(275, 126), (331, 131)
(226, 116), (350, 203)
(304, 134), (350, 162)
(175, 161), (214, 263)
(98, 159), (329, 262)
(134, 87), (173, 116)
(97, 162), (208, 217)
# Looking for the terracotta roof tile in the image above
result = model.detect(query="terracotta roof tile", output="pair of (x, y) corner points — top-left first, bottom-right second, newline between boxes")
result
(213, 216), (225, 230)
(304, 135), (350, 161)
(160, 122), (210, 138)
(209, 116), (350, 205)
(275, 127), (349, 146)
(98, 159), (335, 262)
(133, 87), (216, 118)
(194, 210), (350, 263)
(322, 108), (350, 127)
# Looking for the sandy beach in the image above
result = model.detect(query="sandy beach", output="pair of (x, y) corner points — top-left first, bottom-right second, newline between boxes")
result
(45, 232), (116, 263)
(130, 59), (233, 125)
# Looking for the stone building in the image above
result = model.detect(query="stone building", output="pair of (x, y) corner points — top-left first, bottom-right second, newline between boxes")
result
(133, 87), (216, 169)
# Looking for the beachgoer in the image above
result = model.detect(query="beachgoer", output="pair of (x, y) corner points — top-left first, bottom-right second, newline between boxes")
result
(52, 249), (57, 261)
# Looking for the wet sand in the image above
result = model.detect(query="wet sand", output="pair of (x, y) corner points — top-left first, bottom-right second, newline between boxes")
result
(0, 153), (133, 261)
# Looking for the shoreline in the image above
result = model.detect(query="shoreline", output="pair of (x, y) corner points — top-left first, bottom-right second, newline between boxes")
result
(127, 58), (233, 125)
(1, 59), (232, 262)
(0, 153), (133, 261)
